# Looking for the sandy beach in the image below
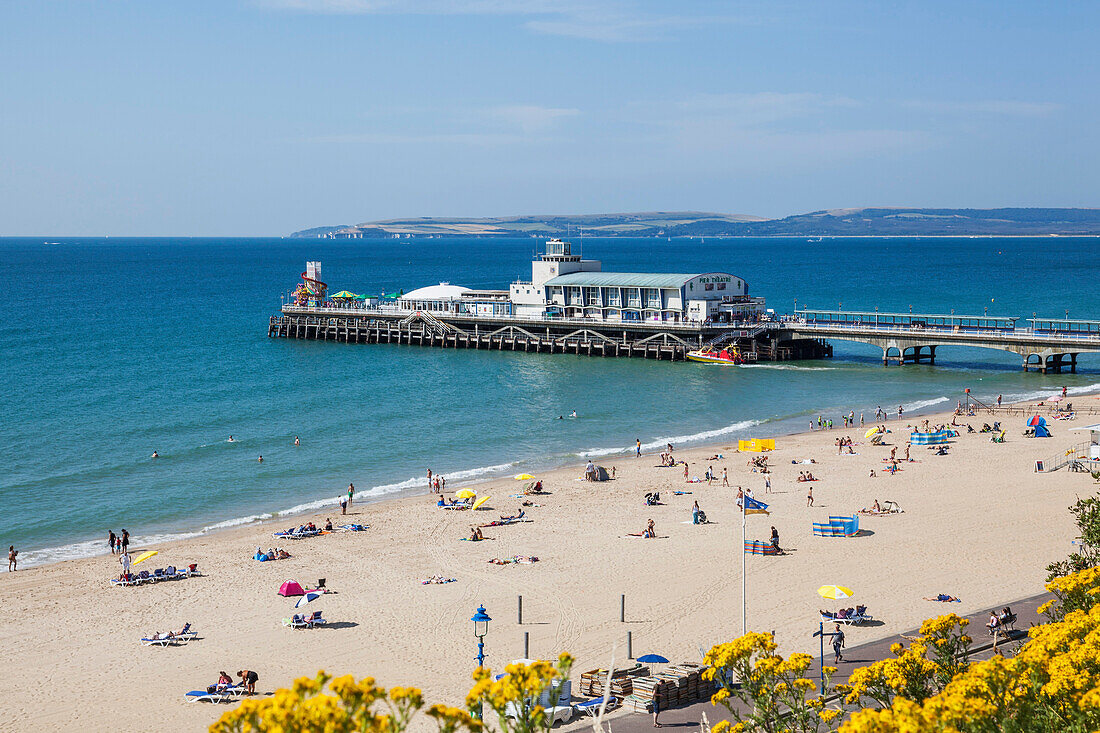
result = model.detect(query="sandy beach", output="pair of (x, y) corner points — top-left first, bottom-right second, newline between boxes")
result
(3, 394), (1096, 732)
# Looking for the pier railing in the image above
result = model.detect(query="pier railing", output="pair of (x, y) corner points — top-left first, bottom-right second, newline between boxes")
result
(788, 321), (1100, 346)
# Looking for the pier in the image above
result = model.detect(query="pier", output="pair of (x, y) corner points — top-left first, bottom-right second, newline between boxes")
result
(268, 257), (1099, 372)
(268, 308), (829, 362)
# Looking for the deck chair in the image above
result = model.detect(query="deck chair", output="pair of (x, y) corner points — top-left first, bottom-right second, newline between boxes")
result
(574, 696), (618, 717)
(141, 633), (181, 647)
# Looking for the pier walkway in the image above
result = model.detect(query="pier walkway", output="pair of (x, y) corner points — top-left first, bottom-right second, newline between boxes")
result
(784, 310), (1100, 373)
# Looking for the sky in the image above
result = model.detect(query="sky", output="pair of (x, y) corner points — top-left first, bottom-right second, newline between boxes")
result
(1, 1), (1098, 235)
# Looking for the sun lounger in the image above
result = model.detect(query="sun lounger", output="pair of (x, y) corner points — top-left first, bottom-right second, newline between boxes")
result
(573, 696), (618, 717)
(185, 683), (248, 703)
(283, 611), (326, 629)
(821, 606), (872, 625)
(141, 633), (182, 646)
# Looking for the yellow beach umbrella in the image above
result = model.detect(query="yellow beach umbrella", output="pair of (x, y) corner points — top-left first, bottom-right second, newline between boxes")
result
(864, 427), (881, 439)
(817, 584), (854, 600)
(455, 489), (477, 499)
(472, 495), (491, 510)
(514, 473), (535, 481)
(132, 550), (158, 565)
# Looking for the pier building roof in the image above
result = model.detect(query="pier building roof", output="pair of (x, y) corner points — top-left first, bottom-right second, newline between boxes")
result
(543, 272), (709, 288)
(403, 283), (471, 300)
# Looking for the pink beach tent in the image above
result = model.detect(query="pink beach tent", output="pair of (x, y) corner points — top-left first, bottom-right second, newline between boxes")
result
(278, 580), (306, 597)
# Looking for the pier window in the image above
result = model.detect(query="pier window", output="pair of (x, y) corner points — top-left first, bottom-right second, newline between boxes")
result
(606, 288), (621, 307)
(626, 288), (641, 307)
(585, 287), (601, 305)
(568, 287), (583, 306)
(645, 288), (661, 308)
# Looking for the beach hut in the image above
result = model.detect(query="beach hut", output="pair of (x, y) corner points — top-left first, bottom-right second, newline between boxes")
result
(278, 580), (306, 597)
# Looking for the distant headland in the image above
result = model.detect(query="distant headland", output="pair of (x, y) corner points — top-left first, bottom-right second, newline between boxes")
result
(290, 207), (1100, 239)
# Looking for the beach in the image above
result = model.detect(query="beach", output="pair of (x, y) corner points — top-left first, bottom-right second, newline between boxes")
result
(2, 394), (1095, 732)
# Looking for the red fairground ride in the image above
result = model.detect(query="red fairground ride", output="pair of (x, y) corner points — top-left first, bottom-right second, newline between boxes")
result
(293, 261), (327, 306)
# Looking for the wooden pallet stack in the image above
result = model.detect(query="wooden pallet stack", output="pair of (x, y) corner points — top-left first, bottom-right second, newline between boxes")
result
(622, 663), (716, 712)
(578, 664), (651, 698)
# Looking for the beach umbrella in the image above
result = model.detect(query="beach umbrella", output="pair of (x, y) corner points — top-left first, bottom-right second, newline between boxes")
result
(132, 550), (158, 565)
(864, 427), (881, 439)
(817, 585), (854, 600)
(637, 654), (670, 664)
(294, 591), (324, 608)
(472, 495), (491, 510)
(455, 489), (477, 499)
(514, 473), (535, 481)
(1027, 415), (1046, 427)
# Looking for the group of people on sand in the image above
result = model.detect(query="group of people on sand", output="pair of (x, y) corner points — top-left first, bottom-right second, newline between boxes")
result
(835, 436), (856, 455)
(659, 451), (678, 467)
(107, 529), (130, 555)
(209, 670), (258, 695)
(255, 546), (291, 561)
(426, 469), (447, 493)
(468, 526), (489, 541)
(747, 455), (769, 473)
(796, 471), (818, 482)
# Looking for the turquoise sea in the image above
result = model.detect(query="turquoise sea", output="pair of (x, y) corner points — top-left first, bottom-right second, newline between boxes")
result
(4, 236), (1099, 566)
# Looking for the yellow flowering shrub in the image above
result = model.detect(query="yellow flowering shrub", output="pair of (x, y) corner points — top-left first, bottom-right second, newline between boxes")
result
(703, 632), (838, 733)
(465, 654), (573, 733)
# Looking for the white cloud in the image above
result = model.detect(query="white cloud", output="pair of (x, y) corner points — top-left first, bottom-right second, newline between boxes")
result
(901, 99), (1061, 117)
(257, 0), (745, 41)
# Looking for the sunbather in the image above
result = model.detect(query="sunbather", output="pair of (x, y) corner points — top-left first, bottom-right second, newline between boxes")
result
(469, 526), (484, 541)
(924, 594), (960, 602)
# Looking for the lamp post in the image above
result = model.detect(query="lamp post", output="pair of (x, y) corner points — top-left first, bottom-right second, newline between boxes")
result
(472, 605), (492, 719)
(472, 605), (491, 667)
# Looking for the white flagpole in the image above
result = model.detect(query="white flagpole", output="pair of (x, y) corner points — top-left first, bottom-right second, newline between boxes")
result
(741, 490), (747, 636)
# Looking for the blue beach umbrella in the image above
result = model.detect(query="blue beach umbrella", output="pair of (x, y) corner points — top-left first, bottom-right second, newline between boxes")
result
(294, 591), (324, 609)
(637, 654), (669, 664)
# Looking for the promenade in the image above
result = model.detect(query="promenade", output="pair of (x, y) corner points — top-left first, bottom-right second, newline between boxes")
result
(576, 591), (1053, 732)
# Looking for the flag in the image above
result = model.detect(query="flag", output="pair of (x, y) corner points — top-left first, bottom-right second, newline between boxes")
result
(744, 496), (770, 515)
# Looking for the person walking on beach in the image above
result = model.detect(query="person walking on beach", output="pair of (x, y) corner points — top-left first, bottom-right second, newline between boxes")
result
(121, 529), (129, 554)
(340, 497), (347, 515)
(806, 486), (814, 507)
(765, 474), (771, 493)
(108, 531), (117, 555)
(722, 467), (729, 487)
(770, 526), (781, 554)
(347, 483), (355, 508)
(636, 439), (641, 457)
(898, 405), (903, 420)
(904, 443), (911, 461)
(8, 545), (17, 572)
(683, 462), (689, 480)
(832, 624), (845, 663)
(997, 394), (1003, 407)
(652, 680), (663, 727)
(426, 469), (432, 488)
(119, 549), (131, 577)
(860, 412), (864, 427)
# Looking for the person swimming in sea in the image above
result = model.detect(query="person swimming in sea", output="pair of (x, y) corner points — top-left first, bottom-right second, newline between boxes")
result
(227, 435), (235, 443)
(569, 410), (577, 418)
(151, 451), (159, 459)
(257, 455), (263, 463)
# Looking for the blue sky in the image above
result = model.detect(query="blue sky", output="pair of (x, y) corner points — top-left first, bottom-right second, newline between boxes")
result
(1, 1), (1097, 235)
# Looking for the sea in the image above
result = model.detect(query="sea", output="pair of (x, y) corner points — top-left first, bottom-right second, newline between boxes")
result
(4, 236), (1099, 566)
